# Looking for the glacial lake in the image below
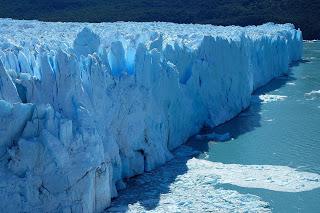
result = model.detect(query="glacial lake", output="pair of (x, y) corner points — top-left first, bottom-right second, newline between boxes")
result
(107, 41), (320, 213)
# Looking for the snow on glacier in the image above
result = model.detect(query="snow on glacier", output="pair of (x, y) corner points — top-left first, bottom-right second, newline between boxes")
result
(0, 18), (303, 212)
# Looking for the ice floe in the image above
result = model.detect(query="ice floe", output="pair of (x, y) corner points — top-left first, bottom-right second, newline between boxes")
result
(108, 146), (320, 212)
(256, 94), (288, 103)
(188, 159), (320, 193)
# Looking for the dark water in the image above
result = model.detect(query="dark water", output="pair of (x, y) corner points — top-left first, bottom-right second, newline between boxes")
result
(107, 42), (320, 213)
(189, 41), (320, 212)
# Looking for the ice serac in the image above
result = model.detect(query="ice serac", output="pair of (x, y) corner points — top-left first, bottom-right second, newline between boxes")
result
(0, 19), (302, 212)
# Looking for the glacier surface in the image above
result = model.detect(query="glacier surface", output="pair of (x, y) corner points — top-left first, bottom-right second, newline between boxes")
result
(0, 19), (302, 212)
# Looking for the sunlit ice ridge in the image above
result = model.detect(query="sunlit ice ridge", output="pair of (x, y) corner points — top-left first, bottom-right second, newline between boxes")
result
(0, 19), (302, 212)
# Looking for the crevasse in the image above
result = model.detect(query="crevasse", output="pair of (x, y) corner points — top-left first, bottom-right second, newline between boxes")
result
(0, 19), (302, 212)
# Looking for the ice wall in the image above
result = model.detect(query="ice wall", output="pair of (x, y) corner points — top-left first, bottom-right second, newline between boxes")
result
(0, 19), (302, 212)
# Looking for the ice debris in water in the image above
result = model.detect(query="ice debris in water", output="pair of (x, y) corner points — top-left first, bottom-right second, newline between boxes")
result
(286, 82), (296, 86)
(108, 146), (320, 212)
(305, 90), (320, 100)
(0, 18), (303, 212)
(255, 94), (288, 103)
(188, 159), (320, 193)
(107, 146), (271, 213)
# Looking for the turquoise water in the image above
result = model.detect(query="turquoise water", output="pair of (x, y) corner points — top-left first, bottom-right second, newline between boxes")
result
(189, 41), (320, 212)
(107, 42), (320, 212)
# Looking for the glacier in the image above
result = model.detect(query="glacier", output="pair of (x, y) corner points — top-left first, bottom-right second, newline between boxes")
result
(0, 19), (302, 212)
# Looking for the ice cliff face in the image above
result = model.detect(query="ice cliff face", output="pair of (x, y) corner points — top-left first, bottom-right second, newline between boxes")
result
(0, 19), (302, 212)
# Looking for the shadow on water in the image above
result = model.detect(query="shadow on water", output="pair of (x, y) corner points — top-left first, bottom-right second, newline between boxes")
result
(290, 59), (310, 67)
(106, 66), (299, 212)
(106, 147), (197, 212)
(188, 72), (296, 153)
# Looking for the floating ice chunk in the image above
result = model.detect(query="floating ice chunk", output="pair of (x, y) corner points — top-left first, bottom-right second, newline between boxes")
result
(188, 159), (320, 192)
(256, 94), (288, 103)
(305, 90), (320, 100)
(286, 82), (296, 86)
(107, 146), (270, 213)
(109, 147), (320, 212)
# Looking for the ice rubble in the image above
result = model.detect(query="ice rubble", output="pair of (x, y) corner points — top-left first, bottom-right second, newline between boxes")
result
(108, 146), (320, 212)
(188, 159), (320, 193)
(0, 19), (302, 212)
(107, 146), (271, 213)
(255, 94), (288, 103)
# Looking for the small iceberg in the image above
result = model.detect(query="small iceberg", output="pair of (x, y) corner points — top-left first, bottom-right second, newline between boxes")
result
(252, 94), (288, 103)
